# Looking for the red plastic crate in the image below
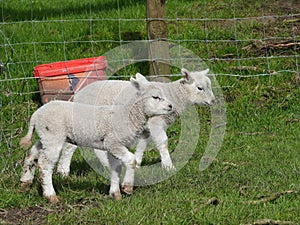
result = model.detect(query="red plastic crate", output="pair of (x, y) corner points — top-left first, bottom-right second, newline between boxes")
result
(34, 56), (107, 104)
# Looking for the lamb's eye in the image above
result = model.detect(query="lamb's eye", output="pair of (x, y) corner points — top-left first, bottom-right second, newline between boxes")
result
(197, 87), (204, 91)
(152, 96), (161, 100)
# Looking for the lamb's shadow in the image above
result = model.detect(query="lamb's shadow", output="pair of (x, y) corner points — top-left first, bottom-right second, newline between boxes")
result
(46, 160), (111, 198)
(69, 159), (94, 176)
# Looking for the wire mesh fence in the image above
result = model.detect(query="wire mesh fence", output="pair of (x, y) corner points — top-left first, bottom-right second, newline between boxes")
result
(1, 0), (299, 171)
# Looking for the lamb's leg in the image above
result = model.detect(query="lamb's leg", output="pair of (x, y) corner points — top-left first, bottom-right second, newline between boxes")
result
(121, 134), (150, 192)
(121, 165), (135, 195)
(110, 147), (136, 195)
(148, 117), (174, 171)
(20, 141), (42, 189)
(94, 149), (110, 169)
(122, 138), (151, 194)
(56, 143), (77, 176)
(152, 129), (174, 170)
(135, 136), (151, 167)
(94, 150), (123, 199)
(107, 153), (122, 200)
(38, 142), (63, 204)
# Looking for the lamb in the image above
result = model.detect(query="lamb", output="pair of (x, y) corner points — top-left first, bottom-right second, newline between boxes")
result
(19, 75), (173, 203)
(57, 68), (216, 177)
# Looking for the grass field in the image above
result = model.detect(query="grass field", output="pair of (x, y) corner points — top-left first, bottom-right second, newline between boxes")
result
(1, 0), (300, 224)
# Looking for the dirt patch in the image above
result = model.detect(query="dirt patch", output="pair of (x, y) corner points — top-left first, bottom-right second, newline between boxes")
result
(0, 205), (63, 225)
(273, 0), (300, 14)
(0, 197), (102, 225)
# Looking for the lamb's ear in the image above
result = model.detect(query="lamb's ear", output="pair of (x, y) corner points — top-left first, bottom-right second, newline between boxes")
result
(130, 77), (139, 90)
(200, 68), (210, 76)
(130, 76), (148, 92)
(135, 72), (148, 82)
(181, 68), (194, 84)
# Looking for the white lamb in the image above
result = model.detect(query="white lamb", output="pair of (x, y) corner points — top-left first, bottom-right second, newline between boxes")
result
(57, 68), (216, 178)
(19, 75), (173, 203)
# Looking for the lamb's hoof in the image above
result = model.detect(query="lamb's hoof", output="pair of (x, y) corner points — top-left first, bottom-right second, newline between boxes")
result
(161, 160), (176, 172)
(110, 192), (122, 200)
(45, 195), (60, 204)
(56, 171), (70, 177)
(122, 184), (133, 195)
(162, 162), (176, 172)
(20, 180), (32, 191)
(130, 159), (137, 169)
(136, 160), (142, 168)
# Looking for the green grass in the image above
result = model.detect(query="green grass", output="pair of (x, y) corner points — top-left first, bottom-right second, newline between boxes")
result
(1, 0), (300, 224)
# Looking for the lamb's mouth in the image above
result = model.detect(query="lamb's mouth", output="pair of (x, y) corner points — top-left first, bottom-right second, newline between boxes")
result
(164, 107), (173, 112)
(161, 109), (170, 114)
(163, 104), (173, 112)
(203, 101), (214, 106)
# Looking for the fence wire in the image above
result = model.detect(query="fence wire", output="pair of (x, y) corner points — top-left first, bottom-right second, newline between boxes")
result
(0, 0), (299, 169)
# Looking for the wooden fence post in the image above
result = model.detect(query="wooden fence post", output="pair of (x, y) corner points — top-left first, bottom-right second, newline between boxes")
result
(146, 0), (170, 81)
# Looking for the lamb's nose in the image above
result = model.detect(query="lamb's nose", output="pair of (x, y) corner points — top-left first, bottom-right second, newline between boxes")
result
(210, 98), (216, 105)
(168, 104), (173, 110)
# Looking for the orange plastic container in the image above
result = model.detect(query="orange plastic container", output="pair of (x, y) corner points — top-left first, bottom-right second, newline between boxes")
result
(34, 56), (107, 103)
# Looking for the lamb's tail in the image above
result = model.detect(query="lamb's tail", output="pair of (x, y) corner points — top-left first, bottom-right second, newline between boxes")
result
(20, 112), (37, 148)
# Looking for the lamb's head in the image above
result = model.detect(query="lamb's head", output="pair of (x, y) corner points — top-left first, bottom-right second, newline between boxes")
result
(180, 68), (216, 106)
(130, 74), (173, 117)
